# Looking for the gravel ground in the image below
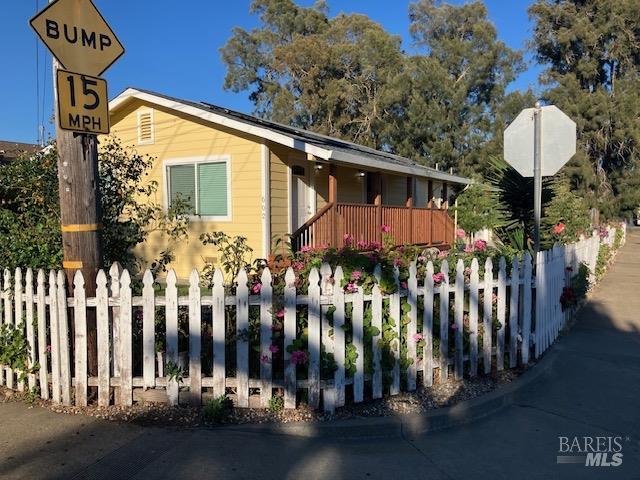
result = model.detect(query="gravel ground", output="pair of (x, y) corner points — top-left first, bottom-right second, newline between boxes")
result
(0, 368), (522, 428)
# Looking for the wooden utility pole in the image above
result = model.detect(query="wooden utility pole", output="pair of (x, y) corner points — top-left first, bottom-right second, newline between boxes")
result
(53, 55), (103, 375)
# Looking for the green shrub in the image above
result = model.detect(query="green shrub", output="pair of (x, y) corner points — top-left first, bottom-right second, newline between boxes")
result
(268, 395), (284, 413)
(203, 394), (232, 423)
(455, 183), (507, 235)
(595, 245), (611, 280)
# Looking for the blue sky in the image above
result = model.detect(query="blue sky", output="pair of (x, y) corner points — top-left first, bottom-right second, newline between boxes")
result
(0, 0), (540, 144)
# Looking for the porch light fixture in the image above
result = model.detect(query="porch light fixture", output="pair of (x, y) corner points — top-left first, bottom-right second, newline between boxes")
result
(356, 170), (366, 177)
(314, 162), (324, 171)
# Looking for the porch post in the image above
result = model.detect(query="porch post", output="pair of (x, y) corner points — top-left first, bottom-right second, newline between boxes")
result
(329, 164), (338, 247)
(375, 173), (383, 244)
(427, 180), (433, 208)
(406, 177), (414, 244)
(442, 182), (448, 209)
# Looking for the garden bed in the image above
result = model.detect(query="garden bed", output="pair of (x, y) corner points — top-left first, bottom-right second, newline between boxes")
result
(0, 367), (521, 428)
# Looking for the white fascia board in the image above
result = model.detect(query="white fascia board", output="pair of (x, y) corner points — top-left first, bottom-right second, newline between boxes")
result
(109, 89), (333, 160)
(328, 149), (472, 185)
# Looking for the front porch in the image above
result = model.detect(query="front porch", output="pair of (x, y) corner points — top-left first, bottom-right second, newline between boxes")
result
(290, 164), (456, 251)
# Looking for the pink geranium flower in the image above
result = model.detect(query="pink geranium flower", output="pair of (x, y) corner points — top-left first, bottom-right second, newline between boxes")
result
(300, 245), (312, 253)
(553, 223), (565, 235)
(351, 270), (362, 281)
(260, 354), (270, 364)
(400, 281), (408, 289)
(251, 282), (262, 294)
(292, 261), (304, 271)
(276, 309), (285, 318)
(269, 344), (279, 354)
(433, 272), (445, 284)
(412, 333), (424, 342)
(456, 229), (466, 239)
(473, 239), (487, 252)
(464, 245), (474, 253)
(381, 224), (391, 233)
(343, 233), (353, 246)
(438, 250), (449, 258)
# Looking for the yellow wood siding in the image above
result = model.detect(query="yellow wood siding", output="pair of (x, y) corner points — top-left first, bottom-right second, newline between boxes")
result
(106, 101), (263, 280)
(269, 144), (289, 249)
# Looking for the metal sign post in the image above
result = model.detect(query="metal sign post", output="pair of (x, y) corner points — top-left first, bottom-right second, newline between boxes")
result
(533, 102), (542, 253)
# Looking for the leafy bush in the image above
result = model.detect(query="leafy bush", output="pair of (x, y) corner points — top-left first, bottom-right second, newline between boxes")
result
(268, 395), (284, 413)
(542, 179), (591, 248)
(203, 394), (232, 422)
(455, 183), (507, 234)
(596, 244), (611, 280)
(0, 138), (191, 275)
(0, 323), (39, 382)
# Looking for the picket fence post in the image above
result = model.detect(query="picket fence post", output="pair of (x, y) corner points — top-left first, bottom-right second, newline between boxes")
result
(189, 269), (202, 406)
(283, 268), (296, 409)
(521, 252), (532, 365)
(332, 266), (345, 408)
(165, 270), (179, 406)
(212, 268), (226, 399)
(496, 258), (507, 371)
(36, 270), (49, 399)
(483, 258), (493, 374)
(25, 268), (36, 391)
(508, 257), (519, 368)
(389, 267), (401, 394)
(320, 263), (334, 413)
(307, 267), (321, 409)
(48, 270), (60, 403)
(260, 267), (273, 408)
(4, 269), (14, 389)
(407, 261), (418, 390)
(236, 268), (249, 407)
(352, 278), (364, 402)
(454, 260), (464, 380)
(423, 261), (435, 385)
(469, 258), (479, 376)
(15, 268), (24, 392)
(74, 271), (87, 407)
(142, 270), (155, 391)
(96, 270), (110, 407)
(371, 265), (383, 398)
(119, 270), (133, 406)
(439, 260), (449, 381)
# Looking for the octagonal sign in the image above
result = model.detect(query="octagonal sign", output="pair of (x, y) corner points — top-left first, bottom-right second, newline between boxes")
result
(503, 105), (576, 177)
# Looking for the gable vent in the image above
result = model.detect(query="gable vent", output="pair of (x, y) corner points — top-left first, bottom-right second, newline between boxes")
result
(137, 110), (154, 144)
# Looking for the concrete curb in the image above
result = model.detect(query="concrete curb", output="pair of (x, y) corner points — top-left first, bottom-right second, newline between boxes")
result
(219, 349), (559, 440)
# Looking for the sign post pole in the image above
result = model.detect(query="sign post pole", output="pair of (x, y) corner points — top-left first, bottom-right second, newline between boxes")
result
(533, 101), (542, 254)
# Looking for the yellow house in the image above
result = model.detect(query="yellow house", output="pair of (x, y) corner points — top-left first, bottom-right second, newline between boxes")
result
(108, 88), (471, 279)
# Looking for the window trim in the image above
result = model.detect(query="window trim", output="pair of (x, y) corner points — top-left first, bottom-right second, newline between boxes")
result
(137, 108), (155, 145)
(163, 155), (232, 222)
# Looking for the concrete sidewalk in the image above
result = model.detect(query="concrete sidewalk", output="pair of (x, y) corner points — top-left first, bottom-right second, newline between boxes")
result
(2, 231), (640, 479)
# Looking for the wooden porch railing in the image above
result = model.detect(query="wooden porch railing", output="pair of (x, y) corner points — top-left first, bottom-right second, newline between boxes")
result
(291, 202), (455, 251)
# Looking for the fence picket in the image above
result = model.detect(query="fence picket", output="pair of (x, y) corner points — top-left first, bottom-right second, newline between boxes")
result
(236, 269), (249, 408)
(521, 252), (532, 365)
(407, 262), (418, 390)
(36, 270), (48, 399)
(454, 260), (464, 380)
(469, 258), (479, 377)
(332, 267), (346, 407)
(439, 260), (449, 382)
(212, 268), (226, 399)
(119, 270), (133, 406)
(424, 262), (434, 386)
(320, 263), (334, 412)
(483, 258), (493, 374)
(142, 270), (155, 390)
(388, 267), (401, 394)
(260, 268), (273, 408)
(96, 270), (110, 406)
(25, 269), (36, 391)
(109, 263), (123, 380)
(353, 282), (364, 402)
(497, 258), (507, 371)
(57, 271), (72, 406)
(283, 268), (296, 409)
(534, 251), (544, 358)
(509, 257), (519, 368)
(15, 268), (24, 391)
(307, 268), (321, 409)
(73, 271), (87, 407)
(188, 269), (202, 406)
(371, 277), (383, 398)
(4, 269), (13, 389)
(48, 270), (60, 403)
(165, 270), (179, 406)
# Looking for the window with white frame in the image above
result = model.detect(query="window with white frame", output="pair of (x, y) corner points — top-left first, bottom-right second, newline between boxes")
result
(166, 158), (230, 219)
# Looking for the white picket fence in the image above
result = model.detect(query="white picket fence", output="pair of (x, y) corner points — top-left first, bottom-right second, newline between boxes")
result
(0, 227), (625, 411)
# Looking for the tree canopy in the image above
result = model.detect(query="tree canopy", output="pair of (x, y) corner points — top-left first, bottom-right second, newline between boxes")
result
(222, 0), (640, 219)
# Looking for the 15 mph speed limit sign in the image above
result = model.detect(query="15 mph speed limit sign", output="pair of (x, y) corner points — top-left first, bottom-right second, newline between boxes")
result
(56, 69), (109, 134)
